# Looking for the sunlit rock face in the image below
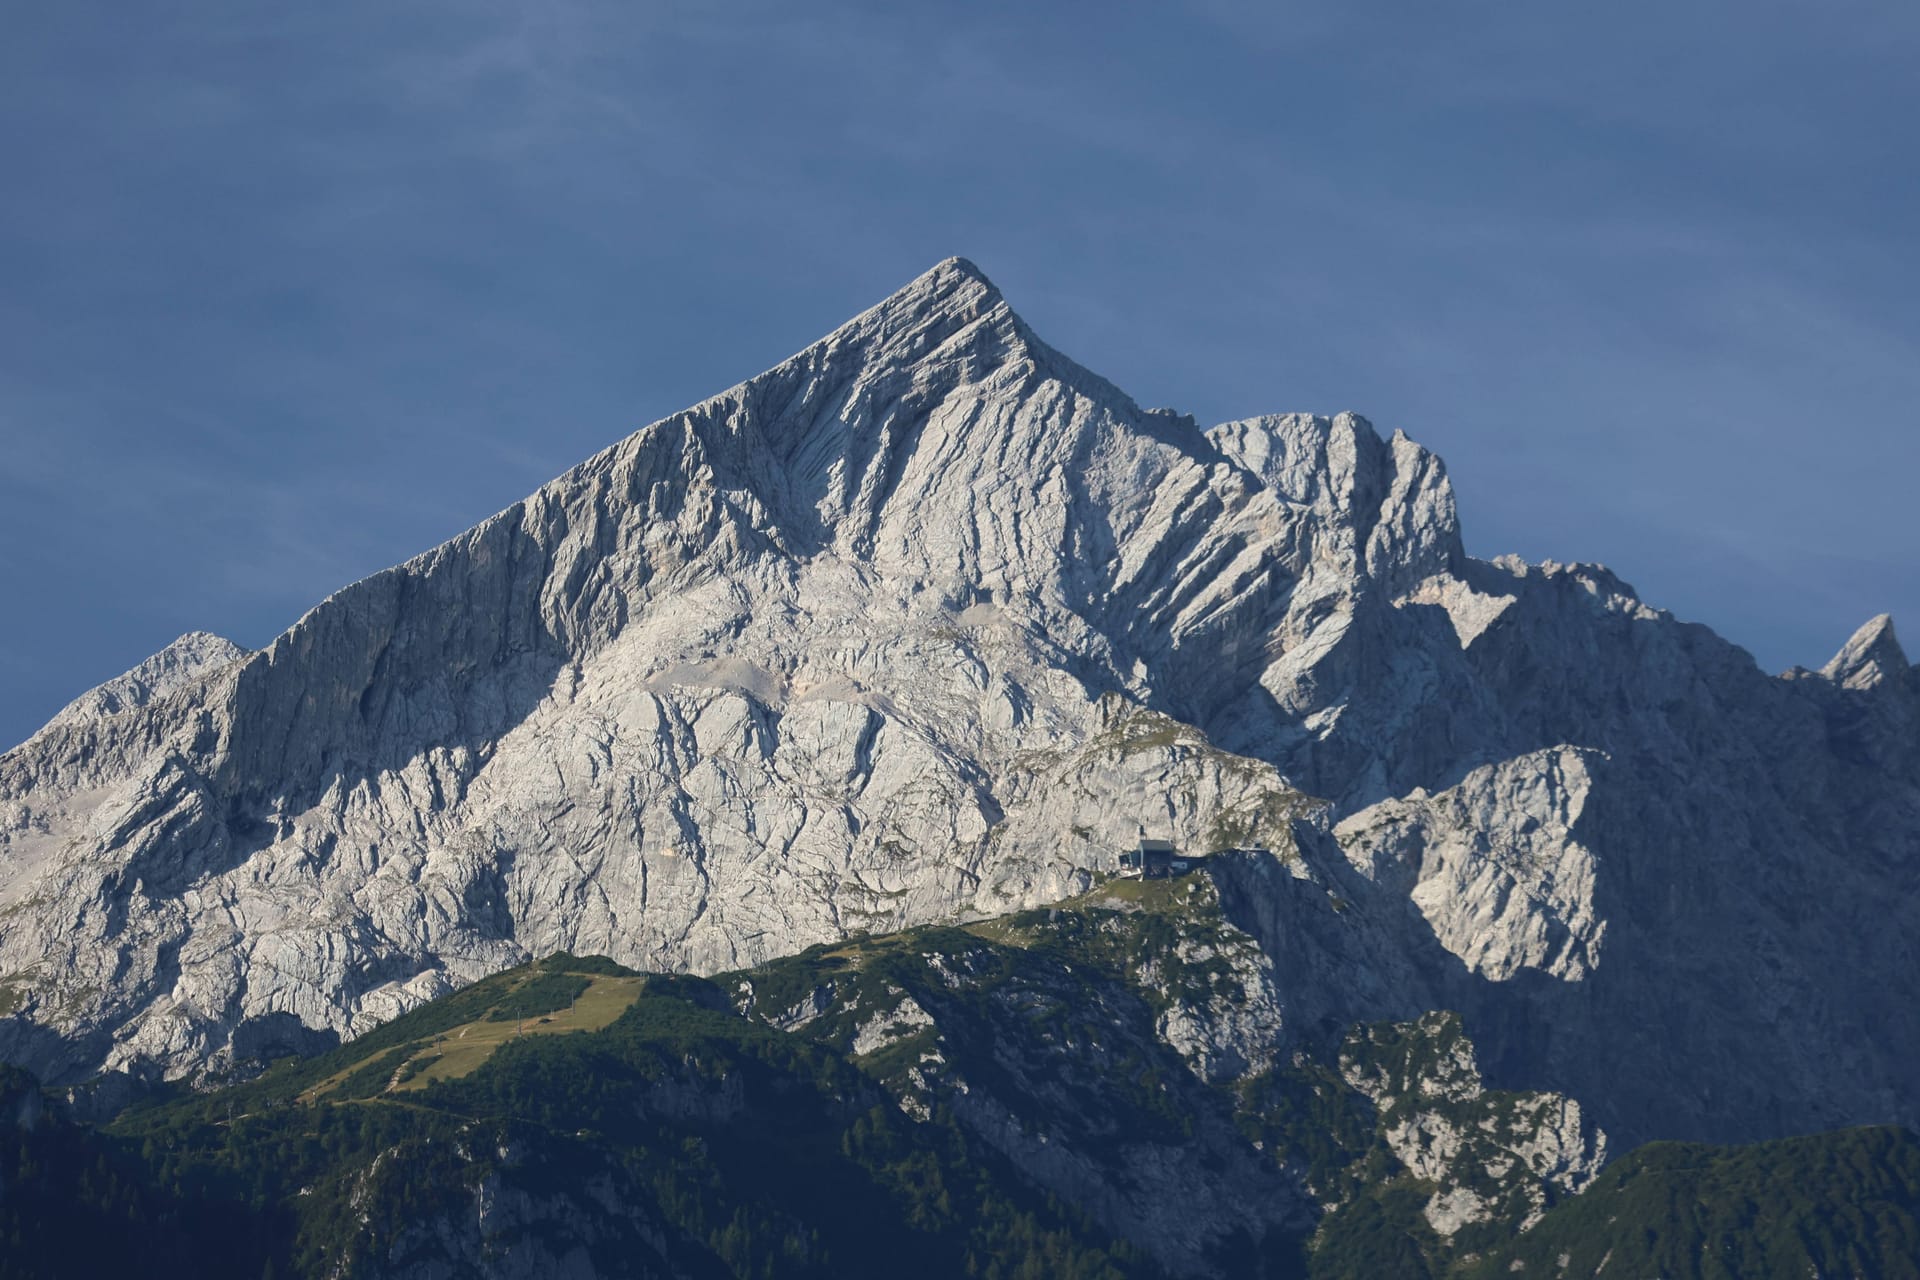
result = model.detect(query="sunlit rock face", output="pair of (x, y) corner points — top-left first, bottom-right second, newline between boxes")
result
(1, 258), (1915, 1147)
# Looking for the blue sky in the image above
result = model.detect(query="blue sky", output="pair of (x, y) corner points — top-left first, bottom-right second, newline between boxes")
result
(3, 2), (1916, 747)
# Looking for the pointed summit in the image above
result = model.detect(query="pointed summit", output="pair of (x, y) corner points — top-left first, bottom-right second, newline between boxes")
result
(1820, 613), (1908, 691)
(830, 256), (1008, 351)
(761, 257), (1018, 395)
(923, 255), (997, 295)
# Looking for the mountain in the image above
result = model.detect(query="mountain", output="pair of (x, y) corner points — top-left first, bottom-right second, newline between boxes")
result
(1, 259), (1916, 1156)
(8, 883), (1913, 1279)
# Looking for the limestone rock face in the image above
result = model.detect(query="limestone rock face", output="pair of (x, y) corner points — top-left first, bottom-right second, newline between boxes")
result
(1335, 747), (1606, 983)
(1, 259), (1915, 1151)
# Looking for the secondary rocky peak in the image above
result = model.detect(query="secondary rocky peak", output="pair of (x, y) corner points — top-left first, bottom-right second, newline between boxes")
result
(1207, 411), (1466, 594)
(1821, 613), (1908, 691)
(23, 631), (251, 745)
(144, 630), (250, 679)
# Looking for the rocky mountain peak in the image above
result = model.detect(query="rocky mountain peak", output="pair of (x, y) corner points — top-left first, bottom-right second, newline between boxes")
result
(901, 254), (1001, 311)
(1821, 613), (1909, 691)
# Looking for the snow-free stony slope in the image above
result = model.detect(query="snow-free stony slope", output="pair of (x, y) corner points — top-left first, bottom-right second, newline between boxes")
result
(1, 259), (1914, 1149)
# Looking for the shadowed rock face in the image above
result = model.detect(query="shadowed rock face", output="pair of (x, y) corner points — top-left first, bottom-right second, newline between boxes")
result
(1, 259), (1914, 1148)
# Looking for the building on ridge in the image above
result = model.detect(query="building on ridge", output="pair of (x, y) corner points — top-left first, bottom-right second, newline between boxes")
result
(1117, 838), (1206, 879)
